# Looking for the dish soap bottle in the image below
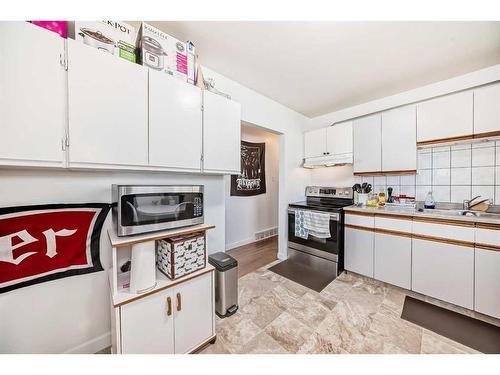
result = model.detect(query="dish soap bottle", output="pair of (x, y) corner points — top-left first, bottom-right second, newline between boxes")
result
(424, 191), (435, 209)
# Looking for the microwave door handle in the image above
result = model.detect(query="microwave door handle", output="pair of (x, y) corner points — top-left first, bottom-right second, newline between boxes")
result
(125, 201), (139, 223)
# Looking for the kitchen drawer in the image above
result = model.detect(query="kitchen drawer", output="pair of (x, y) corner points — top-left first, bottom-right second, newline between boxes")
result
(412, 219), (474, 243)
(374, 215), (412, 233)
(475, 226), (500, 248)
(345, 213), (374, 228)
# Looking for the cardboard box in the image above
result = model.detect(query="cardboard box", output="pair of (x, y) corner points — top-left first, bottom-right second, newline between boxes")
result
(69, 21), (137, 63)
(137, 22), (192, 83)
(186, 41), (196, 84)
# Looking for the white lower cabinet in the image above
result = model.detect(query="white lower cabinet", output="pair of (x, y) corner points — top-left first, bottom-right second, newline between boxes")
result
(474, 247), (500, 319)
(121, 288), (175, 354)
(172, 272), (214, 354)
(412, 239), (474, 309)
(117, 271), (214, 354)
(345, 227), (374, 277)
(374, 233), (411, 289)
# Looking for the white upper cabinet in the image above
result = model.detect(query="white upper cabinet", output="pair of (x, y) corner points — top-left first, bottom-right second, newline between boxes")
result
(381, 105), (416, 172)
(327, 121), (353, 156)
(0, 22), (66, 167)
(149, 70), (202, 171)
(473, 83), (500, 136)
(67, 40), (149, 167)
(353, 114), (382, 173)
(202, 90), (241, 174)
(417, 91), (473, 143)
(304, 128), (327, 158)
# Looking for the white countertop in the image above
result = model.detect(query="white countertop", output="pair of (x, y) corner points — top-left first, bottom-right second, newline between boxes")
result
(344, 205), (500, 225)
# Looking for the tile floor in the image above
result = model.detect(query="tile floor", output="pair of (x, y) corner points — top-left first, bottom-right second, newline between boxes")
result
(200, 261), (487, 354)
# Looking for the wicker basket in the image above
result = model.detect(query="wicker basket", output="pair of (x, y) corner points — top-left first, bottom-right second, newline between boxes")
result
(156, 232), (206, 280)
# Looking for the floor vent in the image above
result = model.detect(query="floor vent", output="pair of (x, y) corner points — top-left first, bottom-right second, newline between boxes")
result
(254, 227), (278, 241)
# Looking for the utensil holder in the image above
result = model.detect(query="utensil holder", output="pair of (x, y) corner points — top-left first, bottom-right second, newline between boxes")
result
(358, 193), (368, 206)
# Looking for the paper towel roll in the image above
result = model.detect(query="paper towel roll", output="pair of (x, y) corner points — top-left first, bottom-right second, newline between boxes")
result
(130, 240), (157, 294)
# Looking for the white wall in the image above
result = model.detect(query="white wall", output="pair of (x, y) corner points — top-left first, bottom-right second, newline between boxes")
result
(0, 169), (225, 354)
(202, 67), (310, 260)
(309, 165), (356, 188)
(0, 63), (309, 353)
(225, 124), (280, 250)
(305, 64), (500, 190)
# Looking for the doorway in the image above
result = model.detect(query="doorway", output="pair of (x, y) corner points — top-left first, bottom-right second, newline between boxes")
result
(224, 122), (281, 277)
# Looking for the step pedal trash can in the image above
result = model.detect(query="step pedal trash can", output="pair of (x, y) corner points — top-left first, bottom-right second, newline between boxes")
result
(208, 252), (238, 318)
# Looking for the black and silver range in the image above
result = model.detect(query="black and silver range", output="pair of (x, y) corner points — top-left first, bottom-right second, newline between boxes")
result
(288, 186), (354, 277)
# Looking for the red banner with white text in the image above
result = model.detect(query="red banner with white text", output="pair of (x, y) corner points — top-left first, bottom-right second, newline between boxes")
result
(0, 203), (110, 293)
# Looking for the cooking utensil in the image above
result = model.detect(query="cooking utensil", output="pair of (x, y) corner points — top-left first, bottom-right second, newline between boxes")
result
(352, 184), (362, 193)
(365, 184), (372, 193)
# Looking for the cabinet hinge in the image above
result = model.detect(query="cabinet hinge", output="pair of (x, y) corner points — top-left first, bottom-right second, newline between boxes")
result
(65, 134), (70, 147)
(59, 53), (68, 71)
(201, 104), (204, 111)
(200, 154), (204, 162)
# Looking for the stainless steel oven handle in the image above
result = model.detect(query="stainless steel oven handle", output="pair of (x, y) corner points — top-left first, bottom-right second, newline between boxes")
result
(288, 208), (339, 221)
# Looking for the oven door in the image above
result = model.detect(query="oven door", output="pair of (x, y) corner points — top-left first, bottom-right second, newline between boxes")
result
(116, 186), (203, 236)
(287, 209), (341, 262)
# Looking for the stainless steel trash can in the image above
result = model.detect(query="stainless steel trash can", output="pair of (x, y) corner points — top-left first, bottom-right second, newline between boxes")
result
(208, 252), (238, 318)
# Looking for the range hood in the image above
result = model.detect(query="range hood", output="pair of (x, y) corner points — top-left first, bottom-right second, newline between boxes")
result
(302, 153), (353, 168)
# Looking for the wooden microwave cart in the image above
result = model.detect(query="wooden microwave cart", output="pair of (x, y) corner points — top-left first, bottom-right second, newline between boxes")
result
(107, 224), (216, 354)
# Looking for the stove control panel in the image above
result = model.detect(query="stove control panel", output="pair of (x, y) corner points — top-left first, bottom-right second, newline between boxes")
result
(306, 186), (353, 199)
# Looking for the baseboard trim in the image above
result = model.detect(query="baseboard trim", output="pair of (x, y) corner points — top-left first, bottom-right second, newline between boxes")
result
(63, 332), (111, 354)
(225, 227), (278, 251)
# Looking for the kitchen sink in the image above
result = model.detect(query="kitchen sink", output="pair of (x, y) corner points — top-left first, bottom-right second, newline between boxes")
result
(417, 208), (482, 217)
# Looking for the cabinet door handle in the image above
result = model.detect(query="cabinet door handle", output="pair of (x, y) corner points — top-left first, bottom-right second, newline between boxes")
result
(176, 292), (182, 311)
(166, 297), (172, 316)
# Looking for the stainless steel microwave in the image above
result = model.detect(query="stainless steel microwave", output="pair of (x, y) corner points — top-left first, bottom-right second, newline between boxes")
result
(112, 185), (204, 237)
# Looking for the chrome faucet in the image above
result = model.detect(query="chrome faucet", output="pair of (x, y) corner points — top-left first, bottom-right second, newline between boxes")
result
(463, 195), (481, 211)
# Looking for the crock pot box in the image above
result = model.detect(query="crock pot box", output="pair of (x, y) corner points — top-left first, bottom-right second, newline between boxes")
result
(137, 22), (192, 83)
(68, 21), (137, 63)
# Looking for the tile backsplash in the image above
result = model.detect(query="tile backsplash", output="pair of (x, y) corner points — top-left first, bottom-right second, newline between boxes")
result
(354, 140), (500, 204)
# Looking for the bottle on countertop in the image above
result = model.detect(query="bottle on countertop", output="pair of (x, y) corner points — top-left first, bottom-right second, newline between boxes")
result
(424, 191), (435, 209)
(387, 187), (394, 203)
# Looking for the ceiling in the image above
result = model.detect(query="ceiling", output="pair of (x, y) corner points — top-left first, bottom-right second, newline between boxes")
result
(143, 21), (500, 118)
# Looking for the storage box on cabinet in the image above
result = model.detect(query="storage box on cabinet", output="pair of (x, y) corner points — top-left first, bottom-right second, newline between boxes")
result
(157, 232), (206, 280)
(0, 22), (66, 167)
(118, 271), (214, 354)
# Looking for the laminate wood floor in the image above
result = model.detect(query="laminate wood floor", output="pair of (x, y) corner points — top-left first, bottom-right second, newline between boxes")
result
(227, 236), (278, 278)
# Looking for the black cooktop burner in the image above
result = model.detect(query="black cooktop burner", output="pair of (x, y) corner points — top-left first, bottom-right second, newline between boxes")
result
(288, 198), (353, 213)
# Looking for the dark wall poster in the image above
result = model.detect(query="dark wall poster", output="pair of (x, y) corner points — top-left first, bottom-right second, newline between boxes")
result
(231, 141), (266, 196)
